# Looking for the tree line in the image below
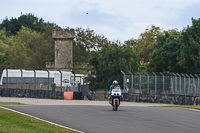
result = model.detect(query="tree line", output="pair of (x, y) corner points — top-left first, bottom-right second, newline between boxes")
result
(0, 13), (200, 90)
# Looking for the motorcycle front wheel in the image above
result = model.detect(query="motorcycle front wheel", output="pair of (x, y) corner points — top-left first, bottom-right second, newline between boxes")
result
(114, 100), (118, 111)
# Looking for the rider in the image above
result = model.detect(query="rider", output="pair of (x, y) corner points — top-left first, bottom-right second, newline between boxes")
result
(109, 80), (122, 103)
(109, 80), (121, 95)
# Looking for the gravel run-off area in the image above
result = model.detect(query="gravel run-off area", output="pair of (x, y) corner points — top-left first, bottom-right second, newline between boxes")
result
(0, 97), (173, 106)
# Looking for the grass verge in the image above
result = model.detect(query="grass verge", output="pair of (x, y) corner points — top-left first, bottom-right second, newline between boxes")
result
(0, 102), (79, 133)
(155, 105), (200, 110)
(0, 102), (27, 105)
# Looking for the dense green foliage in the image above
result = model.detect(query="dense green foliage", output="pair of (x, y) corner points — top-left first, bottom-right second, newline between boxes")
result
(133, 25), (163, 62)
(1, 13), (200, 90)
(146, 30), (182, 73)
(73, 27), (109, 63)
(87, 44), (139, 90)
(0, 14), (55, 70)
(0, 26), (54, 70)
(178, 18), (200, 74)
(0, 13), (55, 36)
(146, 18), (200, 74)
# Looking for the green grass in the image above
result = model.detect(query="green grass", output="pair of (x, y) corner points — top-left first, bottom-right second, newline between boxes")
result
(0, 102), (79, 133)
(155, 105), (200, 110)
(0, 102), (27, 105)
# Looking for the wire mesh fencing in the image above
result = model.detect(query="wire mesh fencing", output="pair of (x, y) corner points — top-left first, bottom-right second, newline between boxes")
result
(122, 72), (200, 97)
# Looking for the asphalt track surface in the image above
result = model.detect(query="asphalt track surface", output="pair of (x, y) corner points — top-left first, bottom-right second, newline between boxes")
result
(1, 105), (200, 133)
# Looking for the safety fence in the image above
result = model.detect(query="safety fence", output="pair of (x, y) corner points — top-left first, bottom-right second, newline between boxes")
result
(0, 69), (90, 99)
(121, 71), (200, 97)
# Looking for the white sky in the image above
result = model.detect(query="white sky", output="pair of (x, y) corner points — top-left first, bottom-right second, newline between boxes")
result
(0, 0), (200, 43)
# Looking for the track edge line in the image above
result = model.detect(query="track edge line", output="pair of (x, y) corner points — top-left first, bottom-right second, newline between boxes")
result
(0, 106), (85, 133)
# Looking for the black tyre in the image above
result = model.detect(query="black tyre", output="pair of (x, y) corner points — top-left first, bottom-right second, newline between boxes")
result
(115, 100), (118, 111)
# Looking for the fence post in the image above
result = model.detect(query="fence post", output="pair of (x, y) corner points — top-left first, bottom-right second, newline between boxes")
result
(33, 69), (36, 90)
(5, 68), (8, 89)
(129, 71), (134, 93)
(195, 74), (199, 96)
(71, 70), (76, 85)
(121, 71), (126, 93)
(190, 74), (195, 96)
(160, 72), (165, 94)
(144, 72), (149, 94)
(185, 74), (190, 95)
(136, 72), (141, 94)
(181, 73), (186, 95)
(46, 69), (50, 91)
(172, 73), (177, 94)
(58, 70), (62, 92)
(152, 72), (157, 95)
(176, 73), (181, 95)
(20, 69), (23, 89)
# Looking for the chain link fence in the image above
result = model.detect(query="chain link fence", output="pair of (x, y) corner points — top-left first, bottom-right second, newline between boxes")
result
(122, 72), (200, 97)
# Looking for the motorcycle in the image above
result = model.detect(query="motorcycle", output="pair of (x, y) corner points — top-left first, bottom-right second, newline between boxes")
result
(110, 86), (122, 111)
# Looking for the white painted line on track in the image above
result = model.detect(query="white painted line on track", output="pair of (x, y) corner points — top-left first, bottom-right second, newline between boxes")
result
(177, 107), (200, 112)
(0, 106), (85, 133)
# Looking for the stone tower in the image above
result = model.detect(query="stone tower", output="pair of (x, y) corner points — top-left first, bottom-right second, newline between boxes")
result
(46, 28), (75, 71)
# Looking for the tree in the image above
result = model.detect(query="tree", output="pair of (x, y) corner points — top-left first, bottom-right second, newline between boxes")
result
(0, 13), (55, 36)
(5, 39), (31, 69)
(133, 25), (163, 62)
(145, 30), (182, 73)
(0, 52), (6, 75)
(73, 27), (109, 63)
(0, 28), (11, 70)
(124, 38), (137, 47)
(87, 43), (139, 90)
(178, 18), (200, 74)
(4, 26), (54, 69)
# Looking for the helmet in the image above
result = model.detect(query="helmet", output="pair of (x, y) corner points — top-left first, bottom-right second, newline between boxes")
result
(113, 80), (118, 86)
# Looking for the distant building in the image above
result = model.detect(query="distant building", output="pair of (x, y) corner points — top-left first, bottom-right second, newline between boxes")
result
(0, 69), (85, 87)
(46, 28), (75, 72)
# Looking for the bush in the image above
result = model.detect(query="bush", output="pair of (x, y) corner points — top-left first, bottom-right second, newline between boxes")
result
(51, 83), (56, 92)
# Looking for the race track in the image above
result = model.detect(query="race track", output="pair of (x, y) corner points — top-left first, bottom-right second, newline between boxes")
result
(1, 105), (200, 133)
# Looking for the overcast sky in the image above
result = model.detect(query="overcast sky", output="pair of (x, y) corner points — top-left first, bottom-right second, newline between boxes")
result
(0, 0), (200, 43)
